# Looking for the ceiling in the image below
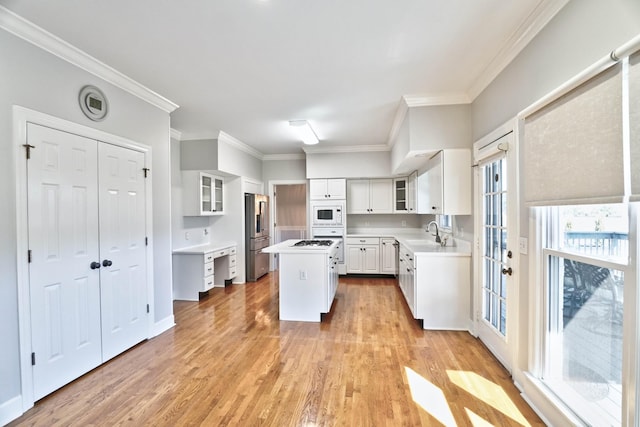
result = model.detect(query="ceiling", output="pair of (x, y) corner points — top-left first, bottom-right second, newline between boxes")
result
(0, 0), (567, 156)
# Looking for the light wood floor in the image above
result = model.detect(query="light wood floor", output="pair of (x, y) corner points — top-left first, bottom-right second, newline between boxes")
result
(10, 274), (544, 426)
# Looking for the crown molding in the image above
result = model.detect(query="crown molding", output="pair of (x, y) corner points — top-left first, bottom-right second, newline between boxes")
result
(403, 93), (472, 107)
(303, 144), (389, 154)
(263, 153), (306, 161)
(467, 0), (570, 100)
(170, 128), (182, 141)
(386, 98), (409, 149)
(218, 131), (264, 160)
(0, 6), (179, 113)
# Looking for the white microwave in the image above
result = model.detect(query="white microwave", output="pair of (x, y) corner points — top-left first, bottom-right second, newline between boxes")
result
(311, 202), (344, 226)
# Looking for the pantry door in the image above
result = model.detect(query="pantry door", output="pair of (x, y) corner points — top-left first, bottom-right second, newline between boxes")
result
(27, 123), (103, 400)
(98, 142), (148, 361)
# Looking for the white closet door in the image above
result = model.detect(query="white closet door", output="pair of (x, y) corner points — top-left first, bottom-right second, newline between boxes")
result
(27, 124), (102, 400)
(98, 142), (148, 361)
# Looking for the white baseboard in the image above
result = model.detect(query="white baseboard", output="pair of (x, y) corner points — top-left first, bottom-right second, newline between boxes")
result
(152, 315), (175, 337)
(0, 395), (24, 426)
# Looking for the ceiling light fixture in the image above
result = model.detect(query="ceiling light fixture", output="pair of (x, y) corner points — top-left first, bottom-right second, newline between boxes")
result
(289, 120), (319, 145)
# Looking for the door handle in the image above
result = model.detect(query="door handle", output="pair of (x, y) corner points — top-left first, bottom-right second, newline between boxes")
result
(502, 267), (513, 276)
(90, 261), (101, 270)
(102, 259), (113, 267)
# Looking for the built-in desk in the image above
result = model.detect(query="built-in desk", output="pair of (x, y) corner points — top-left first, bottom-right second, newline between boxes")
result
(172, 242), (237, 301)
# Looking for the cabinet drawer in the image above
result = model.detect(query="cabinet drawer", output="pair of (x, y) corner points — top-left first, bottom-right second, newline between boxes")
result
(204, 261), (214, 276)
(229, 247), (237, 255)
(228, 254), (237, 266)
(204, 252), (215, 263)
(214, 248), (230, 258)
(346, 237), (379, 245)
(228, 267), (237, 279)
(203, 276), (214, 291)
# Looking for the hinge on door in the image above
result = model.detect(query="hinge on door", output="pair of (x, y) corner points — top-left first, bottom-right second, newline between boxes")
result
(145, 237), (148, 246)
(23, 144), (35, 159)
(28, 249), (32, 263)
(142, 168), (150, 178)
(146, 304), (150, 314)
(31, 352), (36, 366)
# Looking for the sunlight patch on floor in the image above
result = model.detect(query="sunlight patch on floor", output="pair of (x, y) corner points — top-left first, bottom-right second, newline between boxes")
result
(405, 366), (456, 427)
(447, 370), (531, 427)
(465, 407), (495, 426)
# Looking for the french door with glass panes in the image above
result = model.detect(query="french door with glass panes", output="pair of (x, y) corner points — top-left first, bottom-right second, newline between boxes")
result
(474, 131), (517, 371)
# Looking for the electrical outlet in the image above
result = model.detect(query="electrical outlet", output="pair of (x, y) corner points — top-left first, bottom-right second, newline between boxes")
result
(185, 231), (190, 240)
(299, 270), (307, 280)
(519, 237), (528, 255)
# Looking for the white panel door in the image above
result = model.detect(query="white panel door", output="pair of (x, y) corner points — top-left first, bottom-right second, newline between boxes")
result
(27, 124), (102, 400)
(98, 142), (148, 361)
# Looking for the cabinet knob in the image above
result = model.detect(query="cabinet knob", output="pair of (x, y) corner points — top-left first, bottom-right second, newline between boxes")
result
(90, 261), (101, 270)
(502, 267), (513, 276)
(432, 206), (436, 210)
(102, 259), (113, 267)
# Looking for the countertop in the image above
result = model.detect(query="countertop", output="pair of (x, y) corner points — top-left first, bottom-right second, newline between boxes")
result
(263, 239), (340, 254)
(347, 228), (471, 257)
(172, 241), (237, 255)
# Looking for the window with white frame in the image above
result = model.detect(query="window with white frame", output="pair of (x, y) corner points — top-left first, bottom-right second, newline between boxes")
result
(541, 203), (627, 426)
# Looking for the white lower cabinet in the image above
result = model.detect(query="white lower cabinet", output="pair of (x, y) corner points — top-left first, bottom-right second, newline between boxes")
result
(380, 238), (398, 274)
(412, 255), (470, 330)
(172, 244), (238, 301)
(346, 237), (380, 273)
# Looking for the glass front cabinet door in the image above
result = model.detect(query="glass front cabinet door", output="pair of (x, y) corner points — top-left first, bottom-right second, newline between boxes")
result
(183, 171), (224, 216)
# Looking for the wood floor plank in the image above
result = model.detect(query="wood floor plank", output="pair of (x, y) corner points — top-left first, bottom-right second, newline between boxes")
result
(9, 273), (544, 426)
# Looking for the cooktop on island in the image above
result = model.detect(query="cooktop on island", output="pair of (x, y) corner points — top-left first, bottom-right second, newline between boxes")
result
(292, 239), (334, 247)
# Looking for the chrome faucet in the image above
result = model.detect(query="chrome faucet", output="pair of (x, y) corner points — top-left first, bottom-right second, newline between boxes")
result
(426, 221), (441, 243)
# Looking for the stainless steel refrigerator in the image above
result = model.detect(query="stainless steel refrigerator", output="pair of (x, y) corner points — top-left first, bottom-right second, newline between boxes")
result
(245, 193), (270, 281)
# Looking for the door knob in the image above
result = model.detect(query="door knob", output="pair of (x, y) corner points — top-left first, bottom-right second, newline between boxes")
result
(102, 259), (113, 267)
(90, 261), (101, 270)
(502, 267), (513, 276)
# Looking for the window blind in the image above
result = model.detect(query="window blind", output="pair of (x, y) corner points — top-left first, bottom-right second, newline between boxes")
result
(523, 64), (623, 206)
(630, 51), (640, 202)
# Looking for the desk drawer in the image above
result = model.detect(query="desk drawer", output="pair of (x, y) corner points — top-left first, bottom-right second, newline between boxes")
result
(204, 252), (215, 263)
(204, 261), (214, 276)
(203, 276), (214, 291)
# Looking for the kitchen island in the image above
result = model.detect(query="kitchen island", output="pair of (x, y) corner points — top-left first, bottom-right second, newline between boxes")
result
(263, 239), (340, 322)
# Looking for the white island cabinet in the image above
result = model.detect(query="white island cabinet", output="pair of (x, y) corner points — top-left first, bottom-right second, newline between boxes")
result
(263, 239), (339, 322)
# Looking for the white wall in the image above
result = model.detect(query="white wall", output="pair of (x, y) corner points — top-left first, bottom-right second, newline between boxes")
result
(306, 151), (391, 178)
(0, 28), (174, 422)
(263, 158), (306, 182)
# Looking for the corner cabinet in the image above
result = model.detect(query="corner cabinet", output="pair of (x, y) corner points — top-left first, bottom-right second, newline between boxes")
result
(417, 149), (471, 215)
(182, 171), (224, 216)
(309, 179), (346, 200)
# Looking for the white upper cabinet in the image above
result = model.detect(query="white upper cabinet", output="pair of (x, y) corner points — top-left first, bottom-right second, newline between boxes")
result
(347, 179), (393, 214)
(417, 149), (471, 215)
(394, 171), (417, 213)
(182, 171), (224, 216)
(309, 179), (346, 200)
